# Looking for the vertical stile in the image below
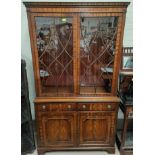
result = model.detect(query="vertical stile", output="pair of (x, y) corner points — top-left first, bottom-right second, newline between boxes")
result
(31, 14), (42, 96)
(73, 14), (78, 94)
(111, 14), (125, 94)
(76, 14), (81, 94)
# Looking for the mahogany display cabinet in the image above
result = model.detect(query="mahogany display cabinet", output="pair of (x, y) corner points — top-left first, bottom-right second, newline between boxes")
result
(23, 2), (130, 155)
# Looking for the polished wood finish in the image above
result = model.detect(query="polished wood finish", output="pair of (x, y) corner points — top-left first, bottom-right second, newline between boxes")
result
(34, 96), (120, 103)
(35, 101), (119, 154)
(24, 2), (129, 155)
(38, 112), (77, 147)
(25, 2), (129, 97)
(79, 112), (114, 146)
(24, 2), (129, 7)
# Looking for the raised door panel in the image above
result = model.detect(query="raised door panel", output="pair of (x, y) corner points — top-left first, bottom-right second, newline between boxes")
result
(38, 112), (77, 147)
(79, 112), (115, 146)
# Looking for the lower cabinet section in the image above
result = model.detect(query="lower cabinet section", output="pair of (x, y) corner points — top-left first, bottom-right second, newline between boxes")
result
(35, 102), (118, 154)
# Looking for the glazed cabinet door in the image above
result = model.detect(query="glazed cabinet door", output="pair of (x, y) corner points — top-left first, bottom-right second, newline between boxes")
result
(30, 14), (79, 96)
(29, 12), (123, 96)
(37, 112), (77, 147)
(79, 112), (116, 146)
(78, 14), (122, 95)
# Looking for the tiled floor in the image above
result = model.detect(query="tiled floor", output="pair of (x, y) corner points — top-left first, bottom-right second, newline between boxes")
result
(27, 146), (120, 155)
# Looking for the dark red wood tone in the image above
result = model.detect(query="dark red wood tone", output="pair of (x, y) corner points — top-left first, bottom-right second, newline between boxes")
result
(24, 2), (129, 155)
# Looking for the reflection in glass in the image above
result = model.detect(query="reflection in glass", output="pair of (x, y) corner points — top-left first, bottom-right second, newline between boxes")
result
(80, 17), (118, 94)
(35, 17), (73, 95)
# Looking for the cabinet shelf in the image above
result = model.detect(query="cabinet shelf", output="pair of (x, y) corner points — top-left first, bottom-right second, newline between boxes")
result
(80, 86), (107, 94)
(42, 86), (73, 96)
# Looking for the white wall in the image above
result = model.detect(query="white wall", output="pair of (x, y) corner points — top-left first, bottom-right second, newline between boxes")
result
(123, 0), (133, 47)
(21, 0), (133, 119)
(21, 2), (36, 119)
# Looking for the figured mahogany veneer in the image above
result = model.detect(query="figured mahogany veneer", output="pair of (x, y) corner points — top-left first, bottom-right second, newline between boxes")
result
(24, 2), (129, 155)
(35, 100), (119, 154)
(36, 102), (117, 112)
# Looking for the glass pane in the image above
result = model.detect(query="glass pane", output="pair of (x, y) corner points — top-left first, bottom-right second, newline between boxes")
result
(35, 17), (73, 95)
(80, 17), (118, 94)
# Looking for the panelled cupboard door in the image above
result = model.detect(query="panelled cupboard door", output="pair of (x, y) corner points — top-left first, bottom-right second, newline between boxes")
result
(79, 112), (115, 146)
(38, 112), (77, 147)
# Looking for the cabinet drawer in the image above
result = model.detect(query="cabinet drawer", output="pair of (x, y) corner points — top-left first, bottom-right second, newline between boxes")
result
(37, 104), (50, 112)
(78, 103), (117, 111)
(50, 103), (76, 111)
(37, 103), (76, 112)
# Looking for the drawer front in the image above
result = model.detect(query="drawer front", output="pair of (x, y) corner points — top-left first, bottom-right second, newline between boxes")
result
(37, 103), (76, 112)
(37, 104), (50, 112)
(78, 103), (117, 111)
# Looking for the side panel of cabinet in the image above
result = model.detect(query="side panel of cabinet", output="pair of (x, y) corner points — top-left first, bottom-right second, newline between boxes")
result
(37, 112), (77, 147)
(78, 111), (116, 147)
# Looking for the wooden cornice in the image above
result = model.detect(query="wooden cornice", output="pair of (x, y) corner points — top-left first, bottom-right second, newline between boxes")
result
(23, 2), (130, 8)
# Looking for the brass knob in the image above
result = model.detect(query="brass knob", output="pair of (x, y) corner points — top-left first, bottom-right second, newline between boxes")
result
(42, 105), (46, 110)
(82, 105), (86, 109)
(68, 105), (71, 110)
(107, 105), (111, 109)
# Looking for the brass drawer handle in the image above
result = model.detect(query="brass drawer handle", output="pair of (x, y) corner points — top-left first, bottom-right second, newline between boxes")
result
(68, 105), (71, 110)
(42, 105), (46, 110)
(82, 105), (86, 109)
(107, 105), (112, 109)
